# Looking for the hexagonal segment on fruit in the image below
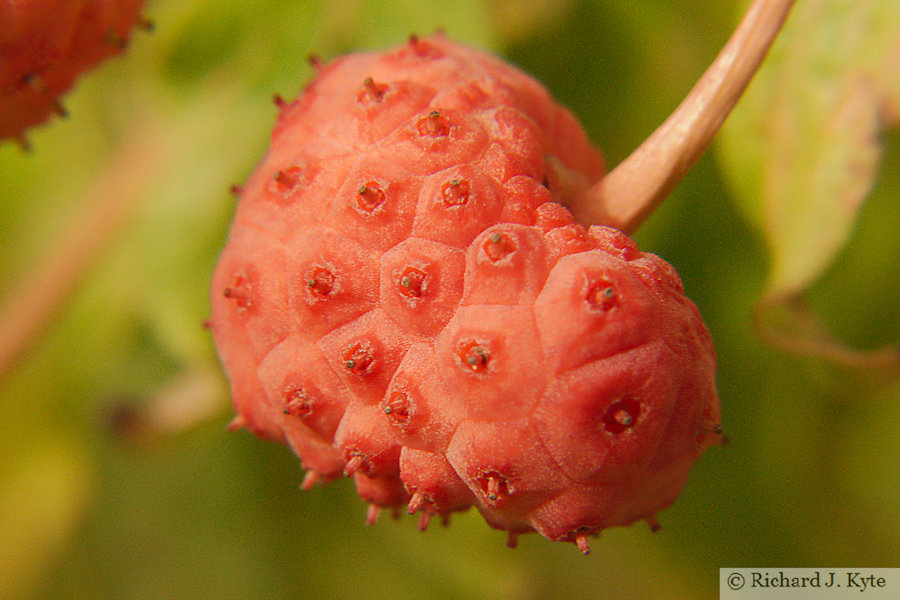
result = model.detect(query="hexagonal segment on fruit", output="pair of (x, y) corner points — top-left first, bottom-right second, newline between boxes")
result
(334, 403), (403, 478)
(399, 447), (476, 517)
(377, 107), (490, 176)
(256, 334), (350, 443)
(378, 237), (465, 338)
(496, 175), (553, 226)
(380, 343), (458, 453)
(411, 163), (503, 249)
(435, 304), (549, 421)
(285, 229), (380, 338)
(351, 78), (437, 141)
(533, 249), (662, 374)
(326, 156), (421, 252)
(283, 425), (346, 483)
(460, 224), (551, 306)
(527, 451), (697, 548)
(534, 341), (681, 484)
(446, 419), (570, 527)
(316, 309), (417, 405)
(210, 231), (291, 362)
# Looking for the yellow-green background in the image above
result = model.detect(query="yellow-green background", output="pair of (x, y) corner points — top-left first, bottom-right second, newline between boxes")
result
(1, 1), (898, 599)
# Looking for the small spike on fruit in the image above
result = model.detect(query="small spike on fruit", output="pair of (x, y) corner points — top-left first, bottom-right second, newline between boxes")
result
(300, 470), (320, 490)
(575, 531), (591, 555)
(359, 77), (388, 103)
(273, 94), (288, 110)
(700, 420), (724, 436)
(487, 477), (500, 501)
(222, 284), (251, 308)
(397, 267), (427, 298)
(418, 511), (431, 531)
(308, 54), (323, 72)
(457, 341), (490, 372)
(365, 504), (381, 526)
(306, 267), (335, 298)
(645, 514), (661, 533)
(482, 231), (516, 262)
(137, 15), (155, 32)
(344, 454), (365, 477)
(407, 491), (425, 515)
(273, 166), (302, 194)
(343, 341), (375, 374)
(417, 111), (450, 137)
(586, 280), (618, 311)
(51, 100), (68, 118)
(506, 531), (519, 549)
(226, 415), (246, 432)
(13, 135), (32, 153)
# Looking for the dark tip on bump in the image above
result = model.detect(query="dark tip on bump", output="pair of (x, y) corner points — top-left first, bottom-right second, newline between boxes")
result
(383, 390), (412, 425)
(305, 267), (335, 298)
(441, 179), (470, 207)
(396, 267), (426, 298)
(283, 385), (313, 419)
(481, 231), (517, 262)
(417, 110), (450, 137)
(575, 531), (591, 555)
(223, 274), (252, 309)
(457, 341), (490, 373)
(477, 472), (508, 504)
(137, 16), (156, 32)
(14, 135), (33, 153)
(358, 77), (388, 103)
(104, 29), (128, 49)
(355, 180), (386, 213)
(23, 73), (47, 94)
(342, 341), (375, 374)
(51, 100), (68, 118)
(344, 453), (365, 477)
(273, 166), (303, 195)
(586, 279), (618, 311)
(602, 397), (641, 434)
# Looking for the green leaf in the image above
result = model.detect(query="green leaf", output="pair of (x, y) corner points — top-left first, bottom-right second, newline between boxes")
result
(717, 0), (900, 295)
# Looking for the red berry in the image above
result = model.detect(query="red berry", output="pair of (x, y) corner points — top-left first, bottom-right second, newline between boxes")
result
(0, 0), (148, 144)
(209, 33), (721, 553)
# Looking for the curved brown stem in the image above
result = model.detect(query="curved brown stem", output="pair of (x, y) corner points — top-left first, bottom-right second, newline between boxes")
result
(571, 0), (797, 233)
(753, 292), (900, 374)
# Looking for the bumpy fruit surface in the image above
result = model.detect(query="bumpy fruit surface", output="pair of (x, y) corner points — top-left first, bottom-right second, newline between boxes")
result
(0, 0), (146, 143)
(209, 34), (721, 553)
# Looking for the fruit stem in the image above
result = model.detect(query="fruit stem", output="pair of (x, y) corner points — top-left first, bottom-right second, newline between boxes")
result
(0, 122), (167, 383)
(573, 0), (796, 233)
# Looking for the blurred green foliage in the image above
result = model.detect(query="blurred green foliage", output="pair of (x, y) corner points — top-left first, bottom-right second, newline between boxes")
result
(1, 1), (898, 599)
